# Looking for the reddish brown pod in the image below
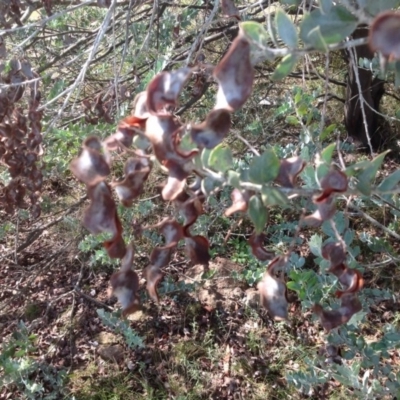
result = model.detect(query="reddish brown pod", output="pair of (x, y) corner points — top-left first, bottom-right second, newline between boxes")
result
(313, 294), (362, 332)
(302, 170), (348, 228)
(248, 232), (274, 262)
(109, 245), (141, 316)
(314, 242), (364, 332)
(213, 34), (254, 112)
(70, 136), (110, 186)
(369, 11), (400, 61)
(274, 156), (306, 188)
(257, 256), (289, 321)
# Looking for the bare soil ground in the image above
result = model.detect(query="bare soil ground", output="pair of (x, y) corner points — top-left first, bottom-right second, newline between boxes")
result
(1, 198), (400, 400)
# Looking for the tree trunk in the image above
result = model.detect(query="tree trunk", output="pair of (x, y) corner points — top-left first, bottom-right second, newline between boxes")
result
(344, 25), (386, 151)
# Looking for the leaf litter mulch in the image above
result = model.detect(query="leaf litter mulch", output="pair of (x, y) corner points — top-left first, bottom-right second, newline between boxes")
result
(1, 234), (400, 399)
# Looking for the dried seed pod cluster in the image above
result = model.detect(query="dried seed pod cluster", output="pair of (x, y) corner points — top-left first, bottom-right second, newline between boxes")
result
(71, 27), (254, 313)
(252, 170), (363, 330)
(313, 242), (364, 332)
(0, 1), (26, 29)
(302, 170), (348, 228)
(0, 57), (43, 218)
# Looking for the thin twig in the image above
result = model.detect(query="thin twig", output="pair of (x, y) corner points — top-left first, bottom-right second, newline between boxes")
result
(0, 0), (97, 37)
(140, 0), (158, 52)
(348, 44), (374, 155)
(373, 194), (400, 214)
(74, 287), (113, 311)
(39, 0), (118, 133)
(349, 204), (400, 241)
(185, 0), (220, 66)
(114, 0), (136, 117)
(0, 77), (42, 89)
(139, 194), (160, 202)
(232, 129), (260, 156)
(0, 196), (87, 261)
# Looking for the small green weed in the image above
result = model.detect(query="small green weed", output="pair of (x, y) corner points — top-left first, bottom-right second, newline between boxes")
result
(0, 322), (66, 399)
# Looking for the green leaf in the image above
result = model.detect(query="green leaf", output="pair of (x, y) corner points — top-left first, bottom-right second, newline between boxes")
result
(300, 145), (310, 161)
(286, 281), (300, 292)
(26, 382), (43, 394)
(320, 123), (336, 140)
(294, 90), (303, 105)
(248, 195), (268, 234)
(97, 309), (144, 348)
(275, 9), (298, 48)
(48, 79), (65, 100)
(227, 170), (241, 188)
(248, 148), (280, 184)
(330, 365), (353, 387)
(356, 150), (390, 195)
(240, 21), (270, 45)
(240, 167), (250, 182)
(201, 176), (221, 196)
(378, 169), (400, 192)
(240, 21), (274, 63)
(309, 234), (322, 257)
(97, 308), (119, 328)
(300, 6), (358, 45)
(261, 186), (288, 206)
(296, 102), (308, 117)
(179, 131), (197, 153)
(318, 258), (331, 273)
(344, 229), (355, 246)
(208, 144), (233, 173)
(320, 143), (336, 164)
(201, 148), (212, 168)
(345, 159), (370, 177)
(319, 0), (332, 14)
(301, 164), (317, 187)
(322, 212), (348, 236)
(384, 331), (400, 342)
(272, 54), (298, 81)
(365, 0), (400, 16)
(285, 115), (299, 125)
(316, 164), (329, 181)
(305, 26), (328, 52)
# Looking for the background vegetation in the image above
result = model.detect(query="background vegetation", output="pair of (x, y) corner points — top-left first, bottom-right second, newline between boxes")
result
(1, 0), (400, 399)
